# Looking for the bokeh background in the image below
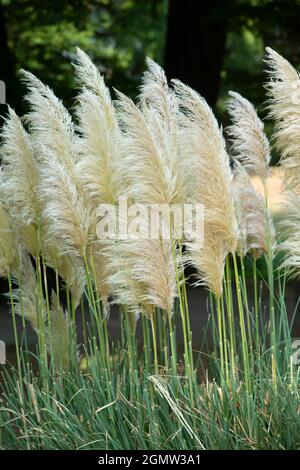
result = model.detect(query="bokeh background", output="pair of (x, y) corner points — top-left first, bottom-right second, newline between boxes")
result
(1, 0), (300, 352)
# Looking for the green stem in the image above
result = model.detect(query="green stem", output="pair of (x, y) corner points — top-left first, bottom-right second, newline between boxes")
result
(150, 313), (159, 375)
(216, 296), (225, 381)
(233, 253), (251, 394)
(225, 257), (236, 380)
(253, 256), (260, 354)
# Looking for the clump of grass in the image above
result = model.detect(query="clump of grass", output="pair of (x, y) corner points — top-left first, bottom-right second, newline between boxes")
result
(1, 47), (300, 450)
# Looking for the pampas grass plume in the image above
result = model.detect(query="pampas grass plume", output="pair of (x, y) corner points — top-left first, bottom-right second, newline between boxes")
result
(227, 91), (270, 179)
(172, 79), (238, 296)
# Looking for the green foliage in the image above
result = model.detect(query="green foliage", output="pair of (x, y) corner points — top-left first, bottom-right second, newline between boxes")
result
(2, 0), (300, 117)
(219, 27), (265, 114)
(2, 357), (300, 449)
(3, 0), (168, 108)
(1, 250), (300, 450)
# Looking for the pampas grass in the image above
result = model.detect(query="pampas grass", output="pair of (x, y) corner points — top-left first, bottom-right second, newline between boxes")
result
(21, 70), (77, 170)
(0, 108), (39, 225)
(233, 162), (274, 257)
(40, 150), (92, 259)
(227, 91), (271, 179)
(265, 48), (300, 281)
(72, 48), (128, 310)
(105, 225), (177, 319)
(173, 79), (238, 297)
(0, 198), (17, 277)
(226, 91), (274, 257)
(265, 47), (300, 190)
(2, 47), (300, 451)
(20, 69), (98, 309)
(21, 70), (94, 258)
(0, 108), (40, 257)
(116, 60), (185, 207)
(12, 253), (42, 333)
(74, 48), (125, 205)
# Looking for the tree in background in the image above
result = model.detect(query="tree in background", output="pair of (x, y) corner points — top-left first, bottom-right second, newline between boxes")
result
(0, 0), (300, 115)
(0, 0), (167, 113)
(0, 0), (22, 110)
(165, 0), (227, 108)
(165, 0), (300, 111)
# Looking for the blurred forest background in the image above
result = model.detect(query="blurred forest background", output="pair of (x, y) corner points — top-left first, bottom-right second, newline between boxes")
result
(1, 0), (300, 120)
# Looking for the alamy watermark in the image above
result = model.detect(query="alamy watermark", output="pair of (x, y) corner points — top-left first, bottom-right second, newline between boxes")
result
(96, 197), (204, 244)
(0, 340), (6, 364)
(0, 80), (6, 105)
(291, 339), (300, 365)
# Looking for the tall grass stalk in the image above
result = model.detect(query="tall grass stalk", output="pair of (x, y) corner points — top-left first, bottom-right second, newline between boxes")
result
(232, 253), (251, 393)
(2, 46), (300, 450)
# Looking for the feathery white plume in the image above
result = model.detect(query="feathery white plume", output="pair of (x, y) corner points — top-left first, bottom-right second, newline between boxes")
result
(172, 79), (237, 250)
(73, 48), (115, 128)
(227, 91), (270, 179)
(116, 60), (185, 206)
(265, 47), (300, 192)
(48, 291), (73, 369)
(0, 107), (40, 256)
(40, 147), (93, 259)
(0, 198), (17, 277)
(22, 71), (95, 259)
(73, 49), (125, 204)
(173, 80), (238, 296)
(21, 70), (77, 171)
(139, 58), (177, 130)
(12, 254), (43, 331)
(265, 47), (299, 82)
(233, 163), (275, 257)
(265, 48), (300, 276)
(279, 192), (300, 274)
(105, 218), (178, 317)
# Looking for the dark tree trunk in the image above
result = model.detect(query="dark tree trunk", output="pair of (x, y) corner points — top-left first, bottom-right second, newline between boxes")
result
(0, 1), (21, 113)
(164, 0), (227, 108)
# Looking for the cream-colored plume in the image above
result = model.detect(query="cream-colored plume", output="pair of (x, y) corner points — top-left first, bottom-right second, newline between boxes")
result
(116, 59), (185, 206)
(39, 148), (93, 259)
(279, 192), (300, 275)
(73, 48), (125, 205)
(172, 80), (238, 296)
(185, 232), (227, 299)
(265, 48), (300, 276)
(48, 291), (73, 369)
(21, 71), (95, 258)
(0, 107), (40, 257)
(265, 47), (300, 192)
(233, 163), (275, 258)
(0, 198), (17, 277)
(105, 217), (178, 318)
(227, 91), (270, 179)
(12, 254), (42, 332)
(73, 48), (115, 128)
(226, 90), (275, 258)
(0, 85), (86, 304)
(21, 69), (77, 170)
(173, 79), (238, 252)
(20, 69), (99, 307)
(139, 58), (177, 130)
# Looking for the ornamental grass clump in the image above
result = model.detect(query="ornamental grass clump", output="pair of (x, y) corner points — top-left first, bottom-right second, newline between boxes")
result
(1, 47), (300, 450)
